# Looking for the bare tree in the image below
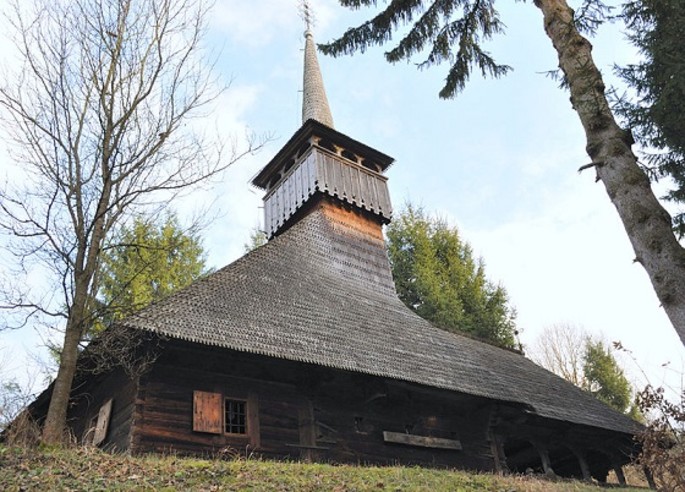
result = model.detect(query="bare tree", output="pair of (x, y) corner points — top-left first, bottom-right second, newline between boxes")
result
(0, 0), (259, 443)
(530, 323), (589, 387)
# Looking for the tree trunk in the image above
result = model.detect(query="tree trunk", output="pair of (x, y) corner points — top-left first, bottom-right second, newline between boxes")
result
(41, 307), (85, 443)
(41, 187), (112, 443)
(534, 0), (685, 346)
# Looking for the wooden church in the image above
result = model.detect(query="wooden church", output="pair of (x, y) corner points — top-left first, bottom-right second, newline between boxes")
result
(25, 27), (640, 483)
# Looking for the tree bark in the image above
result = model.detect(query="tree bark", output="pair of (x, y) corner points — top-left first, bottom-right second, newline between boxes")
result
(41, 308), (84, 443)
(534, 0), (685, 346)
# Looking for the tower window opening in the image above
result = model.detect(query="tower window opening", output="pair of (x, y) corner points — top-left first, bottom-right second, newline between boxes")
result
(317, 138), (336, 153)
(268, 174), (281, 190)
(361, 159), (381, 172)
(297, 142), (311, 158)
(341, 149), (358, 163)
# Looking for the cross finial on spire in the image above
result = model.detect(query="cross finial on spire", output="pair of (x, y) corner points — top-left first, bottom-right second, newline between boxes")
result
(298, 0), (315, 33)
(299, 0), (334, 128)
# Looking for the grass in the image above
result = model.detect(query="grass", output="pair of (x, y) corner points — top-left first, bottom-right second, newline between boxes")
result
(0, 445), (648, 491)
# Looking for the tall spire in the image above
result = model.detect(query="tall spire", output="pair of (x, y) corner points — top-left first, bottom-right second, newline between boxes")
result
(301, 2), (334, 128)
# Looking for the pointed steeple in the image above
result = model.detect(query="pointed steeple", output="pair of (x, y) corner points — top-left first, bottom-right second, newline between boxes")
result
(302, 28), (334, 128)
(252, 3), (393, 240)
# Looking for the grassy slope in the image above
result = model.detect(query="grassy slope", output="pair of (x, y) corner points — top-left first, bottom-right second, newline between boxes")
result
(0, 446), (646, 491)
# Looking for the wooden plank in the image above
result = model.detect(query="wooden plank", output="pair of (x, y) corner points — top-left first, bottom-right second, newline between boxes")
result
(382, 431), (462, 450)
(193, 391), (222, 434)
(298, 399), (317, 462)
(93, 399), (113, 446)
(247, 393), (260, 450)
(285, 443), (331, 450)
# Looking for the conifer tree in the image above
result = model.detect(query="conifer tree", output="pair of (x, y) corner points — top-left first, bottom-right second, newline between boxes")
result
(533, 328), (641, 419)
(583, 340), (632, 413)
(615, 0), (685, 235)
(98, 214), (208, 325)
(387, 205), (518, 349)
(243, 227), (268, 253)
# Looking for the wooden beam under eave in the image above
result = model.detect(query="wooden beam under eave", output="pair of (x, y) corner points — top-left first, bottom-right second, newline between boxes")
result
(568, 446), (592, 482)
(532, 441), (556, 478)
(612, 463), (627, 486)
(643, 466), (657, 490)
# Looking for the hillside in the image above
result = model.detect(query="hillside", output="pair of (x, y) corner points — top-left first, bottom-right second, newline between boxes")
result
(0, 446), (647, 491)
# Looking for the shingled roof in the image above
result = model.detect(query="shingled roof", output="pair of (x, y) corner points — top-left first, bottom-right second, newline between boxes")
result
(122, 205), (640, 436)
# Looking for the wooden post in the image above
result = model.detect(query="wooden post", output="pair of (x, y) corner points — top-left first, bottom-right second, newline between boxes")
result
(247, 393), (260, 451)
(612, 464), (627, 486)
(486, 406), (506, 475)
(533, 441), (556, 477)
(489, 434), (506, 474)
(568, 447), (592, 482)
(298, 399), (317, 462)
(643, 466), (657, 490)
(93, 399), (113, 446)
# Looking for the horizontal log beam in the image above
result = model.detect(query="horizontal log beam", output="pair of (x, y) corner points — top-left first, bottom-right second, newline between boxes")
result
(383, 431), (462, 450)
(285, 443), (331, 450)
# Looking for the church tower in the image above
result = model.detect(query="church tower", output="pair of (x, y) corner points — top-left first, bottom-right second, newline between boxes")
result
(251, 27), (393, 246)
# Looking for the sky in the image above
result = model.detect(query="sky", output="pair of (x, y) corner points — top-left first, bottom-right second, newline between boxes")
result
(1, 0), (684, 399)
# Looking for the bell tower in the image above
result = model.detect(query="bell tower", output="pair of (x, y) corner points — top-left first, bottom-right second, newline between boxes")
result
(251, 13), (393, 241)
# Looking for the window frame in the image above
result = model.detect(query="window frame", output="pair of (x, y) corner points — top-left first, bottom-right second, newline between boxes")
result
(224, 397), (248, 436)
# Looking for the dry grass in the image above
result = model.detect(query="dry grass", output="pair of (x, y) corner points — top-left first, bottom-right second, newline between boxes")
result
(0, 446), (649, 491)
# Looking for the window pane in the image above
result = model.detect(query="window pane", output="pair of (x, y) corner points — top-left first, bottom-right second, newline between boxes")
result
(225, 399), (247, 434)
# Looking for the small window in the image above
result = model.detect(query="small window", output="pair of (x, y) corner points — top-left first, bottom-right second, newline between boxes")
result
(225, 399), (247, 434)
(296, 142), (311, 158)
(317, 138), (336, 152)
(341, 149), (358, 163)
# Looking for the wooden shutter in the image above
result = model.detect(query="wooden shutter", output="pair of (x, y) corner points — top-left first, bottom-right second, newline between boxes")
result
(93, 399), (113, 446)
(193, 391), (222, 434)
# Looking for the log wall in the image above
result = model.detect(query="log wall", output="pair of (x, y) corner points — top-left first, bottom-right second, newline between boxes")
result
(67, 368), (137, 451)
(55, 338), (634, 479)
(129, 341), (496, 470)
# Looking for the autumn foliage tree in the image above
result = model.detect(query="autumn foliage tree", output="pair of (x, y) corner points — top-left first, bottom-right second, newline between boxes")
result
(0, 0), (258, 444)
(321, 0), (685, 347)
(386, 205), (518, 349)
(636, 386), (685, 491)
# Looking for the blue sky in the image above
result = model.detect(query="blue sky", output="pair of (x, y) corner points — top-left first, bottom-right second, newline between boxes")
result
(2, 0), (684, 397)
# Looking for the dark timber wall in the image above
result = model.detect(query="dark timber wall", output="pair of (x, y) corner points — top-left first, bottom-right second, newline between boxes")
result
(49, 338), (632, 481)
(67, 368), (137, 451)
(130, 340), (496, 469)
